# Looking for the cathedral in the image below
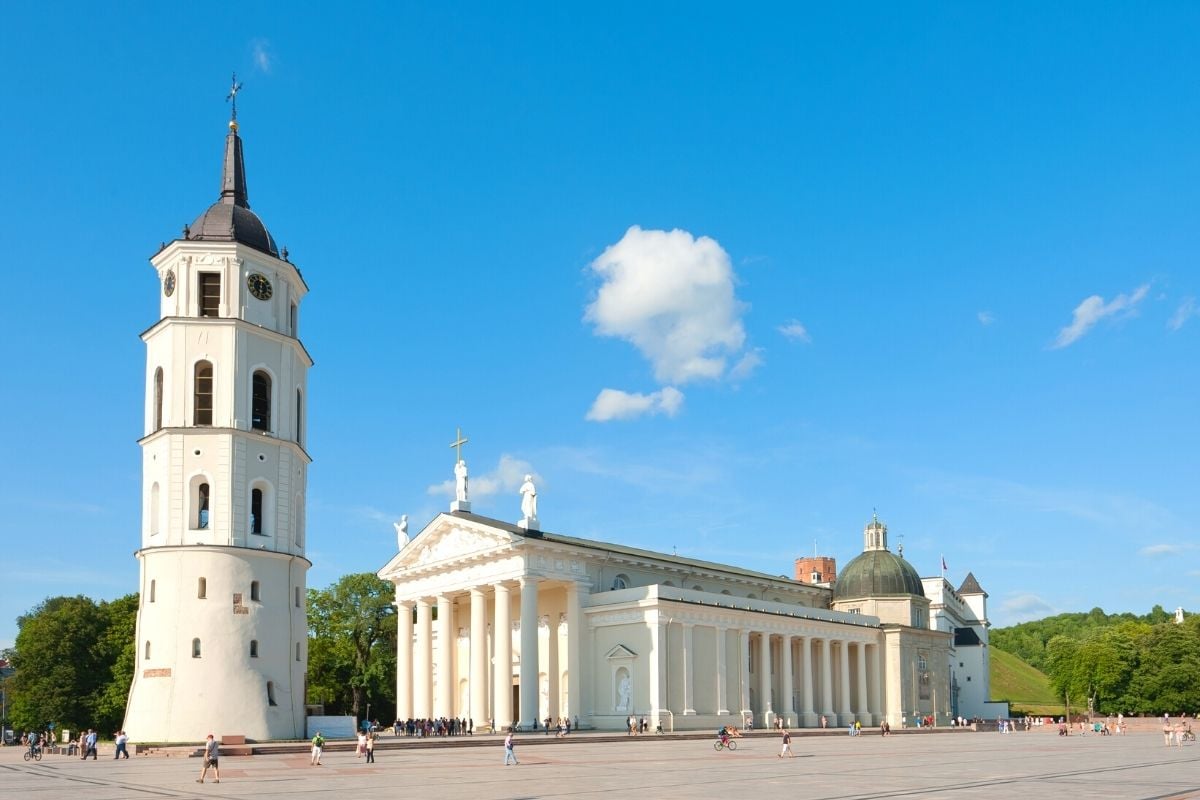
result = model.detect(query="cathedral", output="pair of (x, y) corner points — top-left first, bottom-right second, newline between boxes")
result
(377, 497), (1009, 732)
(124, 92), (1006, 741)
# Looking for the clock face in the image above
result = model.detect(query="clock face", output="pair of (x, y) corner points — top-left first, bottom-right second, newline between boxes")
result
(163, 270), (176, 297)
(247, 273), (273, 301)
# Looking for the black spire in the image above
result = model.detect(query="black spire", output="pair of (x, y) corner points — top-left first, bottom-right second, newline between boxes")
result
(219, 128), (250, 208)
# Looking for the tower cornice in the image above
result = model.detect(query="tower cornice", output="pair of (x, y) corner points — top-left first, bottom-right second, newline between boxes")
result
(140, 316), (314, 367)
(137, 425), (312, 464)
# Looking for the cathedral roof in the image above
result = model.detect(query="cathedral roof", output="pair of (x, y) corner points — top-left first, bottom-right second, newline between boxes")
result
(833, 548), (925, 600)
(185, 123), (279, 258)
(957, 572), (986, 596)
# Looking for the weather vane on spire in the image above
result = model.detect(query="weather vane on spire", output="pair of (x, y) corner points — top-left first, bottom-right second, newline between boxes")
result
(226, 72), (244, 129)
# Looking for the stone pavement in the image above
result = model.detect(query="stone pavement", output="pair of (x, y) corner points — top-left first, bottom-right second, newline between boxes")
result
(1, 729), (1196, 800)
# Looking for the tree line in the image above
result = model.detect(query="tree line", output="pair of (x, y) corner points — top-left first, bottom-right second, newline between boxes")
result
(993, 606), (1200, 715)
(3, 573), (397, 735)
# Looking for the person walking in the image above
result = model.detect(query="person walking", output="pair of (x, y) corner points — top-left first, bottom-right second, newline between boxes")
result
(83, 729), (98, 760)
(113, 730), (129, 759)
(365, 733), (375, 763)
(197, 734), (220, 784)
(503, 729), (518, 766)
(310, 731), (325, 765)
(779, 729), (794, 758)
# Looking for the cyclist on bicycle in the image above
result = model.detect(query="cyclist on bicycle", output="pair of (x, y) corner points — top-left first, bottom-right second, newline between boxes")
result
(717, 726), (730, 747)
(28, 731), (41, 756)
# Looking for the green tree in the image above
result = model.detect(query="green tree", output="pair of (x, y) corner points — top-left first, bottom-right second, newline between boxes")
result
(8, 594), (137, 734)
(307, 573), (396, 721)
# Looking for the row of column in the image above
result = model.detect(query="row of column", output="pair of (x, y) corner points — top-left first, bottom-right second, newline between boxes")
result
(663, 624), (882, 728)
(396, 577), (582, 729)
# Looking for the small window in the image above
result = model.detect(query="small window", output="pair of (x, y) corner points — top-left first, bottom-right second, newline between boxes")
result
(295, 389), (303, 444)
(149, 579), (156, 603)
(251, 370), (272, 431)
(251, 580), (260, 601)
(198, 273), (221, 317)
(918, 655), (928, 671)
(153, 367), (164, 430)
(198, 577), (207, 599)
(612, 574), (629, 590)
(296, 642), (301, 661)
(194, 361), (213, 426)
(289, 302), (297, 335)
(266, 680), (277, 706)
(144, 641), (151, 660)
(294, 586), (301, 608)
(250, 640), (259, 658)
(197, 482), (210, 529)
(692, 585), (703, 591)
(251, 488), (264, 534)
(192, 638), (202, 658)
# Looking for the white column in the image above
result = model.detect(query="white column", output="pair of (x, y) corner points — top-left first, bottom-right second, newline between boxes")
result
(518, 576), (540, 729)
(757, 632), (772, 726)
(856, 641), (870, 724)
(436, 594), (454, 717)
(715, 626), (729, 714)
(738, 629), (751, 721)
(546, 615), (559, 722)
(839, 639), (852, 725)
(819, 637), (834, 722)
(681, 622), (696, 714)
(566, 582), (582, 721)
(800, 636), (816, 727)
(780, 634), (793, 728)
(469, 588), (488, 727)
(649, 615), (665, 729)
(869, 643), (883, 723)
(414, 598), (433, 718)
(493, 583), (512, 730)
(395, 600), (413, 720)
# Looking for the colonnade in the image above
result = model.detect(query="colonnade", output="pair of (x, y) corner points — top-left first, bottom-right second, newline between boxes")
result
(394, 577), (582, 730)
(660, 623), (883, 728)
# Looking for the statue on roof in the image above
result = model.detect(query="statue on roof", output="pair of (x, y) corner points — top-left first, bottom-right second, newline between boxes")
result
(394, 514), (409, 550)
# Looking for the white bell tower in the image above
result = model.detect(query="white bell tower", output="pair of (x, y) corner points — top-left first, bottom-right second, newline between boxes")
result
(124, 89), (312, 742)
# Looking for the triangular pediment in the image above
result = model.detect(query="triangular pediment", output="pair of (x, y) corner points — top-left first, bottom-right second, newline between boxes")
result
(378, 514), (518, 578)
(605, 644), (637, 660)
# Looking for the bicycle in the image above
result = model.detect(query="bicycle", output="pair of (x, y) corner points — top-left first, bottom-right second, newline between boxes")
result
(24, 745), (43, 762)
(713, 738), (737, 751)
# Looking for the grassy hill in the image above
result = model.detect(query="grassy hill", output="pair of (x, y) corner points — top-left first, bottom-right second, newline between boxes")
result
(990, 647), (1063, 715)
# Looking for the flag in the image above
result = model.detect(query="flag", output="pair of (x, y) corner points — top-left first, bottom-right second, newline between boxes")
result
(941, 556), (948, 571)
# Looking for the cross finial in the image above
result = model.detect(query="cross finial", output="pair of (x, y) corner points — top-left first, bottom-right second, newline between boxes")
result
(450, 426), (469, 463)
(226, 72), (244, 129)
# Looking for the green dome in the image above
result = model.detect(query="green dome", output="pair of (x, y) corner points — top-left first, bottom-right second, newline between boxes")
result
(833, 549), (925, 600)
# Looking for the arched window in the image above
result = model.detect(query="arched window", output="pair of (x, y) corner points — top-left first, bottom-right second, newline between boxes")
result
(251, 580), (260, 602)
(192, 638), (202, 658)
(149, 483), (160, 535)
(692, 585), (704, 592)
(611, 574), (630, 590)
(193, 361), (213, 426)
(251, 488), (264, 535)
(197, 577), (207, 599)
(295, 389), (303, 444)
(266, 681), (277, 706)
(251, 370), (272, 431)
(196, 482), (210, 529)
(144, 641), (151, 660)
(249, 640), (259, 658)
(153, 367), (163, 431)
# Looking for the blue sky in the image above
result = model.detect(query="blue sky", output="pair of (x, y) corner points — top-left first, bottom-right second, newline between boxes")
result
(2, 3), (1197, 650)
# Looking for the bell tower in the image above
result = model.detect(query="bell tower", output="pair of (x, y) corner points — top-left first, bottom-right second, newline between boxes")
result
(124, 85), (312, 742)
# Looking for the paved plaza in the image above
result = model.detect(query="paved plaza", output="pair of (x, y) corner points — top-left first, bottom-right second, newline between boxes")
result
(2, 730), (1197, 800)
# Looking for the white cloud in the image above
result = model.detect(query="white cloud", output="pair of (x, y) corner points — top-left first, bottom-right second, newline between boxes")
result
(998, 592), (1056, 623)
(427, 454), (539, 499)
(1169, 296), (1197, 331)
(1051, 284), (1149, 348)
(977, 311), (996, 326)
(1139, 543), (1195, 557)
(727, 348), (764, 382)
(252, 39), (273, 73)
(585, 226), (748, 384)
(778, 320), (811, 343)
(586, 387), (684, 422)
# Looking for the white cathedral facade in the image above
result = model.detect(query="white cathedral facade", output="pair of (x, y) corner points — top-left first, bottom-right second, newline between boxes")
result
(378, 503), (1008, 732)
(123, 107), (311, 742)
